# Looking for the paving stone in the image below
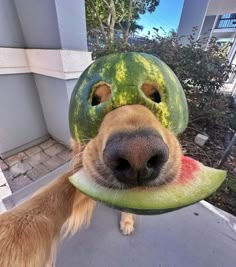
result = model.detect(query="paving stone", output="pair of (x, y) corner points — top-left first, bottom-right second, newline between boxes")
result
(57, 149), (71, 162)
(8, 175), (32, 192)
(44, 143), (66, 157)
(27, 164), (50, 181)
(2, 170), (14, 181)
(40, 138), (56, 150)
(5, 152), (27, 166)
(27, 152), (50, 167)
(43, 156), (65, 171)
(0, 159), (8, 171)
(25, 145), (42, 157)
(9, 160), (32, 178)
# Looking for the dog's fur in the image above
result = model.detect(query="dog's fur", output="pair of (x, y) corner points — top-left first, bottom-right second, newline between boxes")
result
(0, 105), (182, 266)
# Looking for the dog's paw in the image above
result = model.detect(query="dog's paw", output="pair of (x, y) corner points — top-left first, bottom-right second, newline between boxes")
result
(120, 212), (135, 235)
(120, 220), (135, 235)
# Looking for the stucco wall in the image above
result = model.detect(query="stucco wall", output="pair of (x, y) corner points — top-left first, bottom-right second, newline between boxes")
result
(0, 0), (25, 48)
(14, 0), (88, 50)
(0, 0), (90, 156)
(55, 0), (88, 50)
(177, 0), (210, 43)
(34, 74), (75, 145)
(14, 0), (61, 49)
(200, 15), (216, 43)
(201, 16), (216, 36)
(66, 79), (78, 103)
(0, 0), (49, 156)
(0, 74), (48, 154)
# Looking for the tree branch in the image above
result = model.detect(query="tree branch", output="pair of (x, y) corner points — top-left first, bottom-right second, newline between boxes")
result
(123, 0), (133, 44)
(108, 0), (117, 42)
(101, 0), (111, 9)
(87, 0), (107, 41)
(118, 21), (125, 32)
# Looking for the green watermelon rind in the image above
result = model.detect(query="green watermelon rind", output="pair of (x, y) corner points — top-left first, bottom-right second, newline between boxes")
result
(69, 161), (226, 215)
(69, 53), (188, 144)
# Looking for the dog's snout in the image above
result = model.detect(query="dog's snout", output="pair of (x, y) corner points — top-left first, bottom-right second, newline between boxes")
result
(103, 130), (169, 186)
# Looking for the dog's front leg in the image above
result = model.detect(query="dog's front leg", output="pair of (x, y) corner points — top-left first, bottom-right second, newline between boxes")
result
(120, 212), (135, 235)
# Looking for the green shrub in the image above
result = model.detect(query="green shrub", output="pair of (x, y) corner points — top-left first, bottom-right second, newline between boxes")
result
(92, 28), (232, 106)
(150, 29), (232, 97)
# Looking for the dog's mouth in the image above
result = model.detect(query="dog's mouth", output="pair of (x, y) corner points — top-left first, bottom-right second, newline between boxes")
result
(83, 157), (179, 190)
(83, 128), (181, 190)
(89, 162), (177, 190)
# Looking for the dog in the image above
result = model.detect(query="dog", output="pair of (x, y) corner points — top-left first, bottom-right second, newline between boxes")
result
(0, 83), (182, 266)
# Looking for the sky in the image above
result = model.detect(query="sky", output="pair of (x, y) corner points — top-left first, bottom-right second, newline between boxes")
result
(138, 0), (184, 36)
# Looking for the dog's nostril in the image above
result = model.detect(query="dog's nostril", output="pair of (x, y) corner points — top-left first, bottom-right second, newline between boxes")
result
(147, 155), (159, 169)
(115, 158), (130, 171)
(103, 130), (169, 187)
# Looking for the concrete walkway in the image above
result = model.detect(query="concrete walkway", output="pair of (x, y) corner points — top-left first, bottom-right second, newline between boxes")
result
(1, 157), (236, 267)
(57, 202), (236, 267)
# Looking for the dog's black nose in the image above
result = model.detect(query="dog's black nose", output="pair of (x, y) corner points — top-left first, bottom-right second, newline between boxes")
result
(103, 129), (169, 186)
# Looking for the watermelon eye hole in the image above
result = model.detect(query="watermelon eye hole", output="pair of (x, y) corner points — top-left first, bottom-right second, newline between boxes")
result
(141, 83), (161, 104)
(91, 83), (111, 106)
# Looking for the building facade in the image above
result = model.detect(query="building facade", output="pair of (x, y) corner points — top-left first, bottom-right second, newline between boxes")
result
(177, 0), (236, 93)
(0, 0), (92, 158)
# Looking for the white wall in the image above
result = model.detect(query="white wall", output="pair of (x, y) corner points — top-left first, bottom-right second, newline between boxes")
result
(177, 0), (210, 43)
(34, 75), (79, 146)
(14, 0), (61, 49)
(0, 0), (24, 48)
(0, 0), (49, 156)
(0, 0), (91, 156)
(54, 0), (88, 50)
(0, 74), (48, 154)
(207, 0), (236, 15)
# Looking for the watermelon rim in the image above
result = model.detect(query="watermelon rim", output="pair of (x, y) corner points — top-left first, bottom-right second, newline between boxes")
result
(69, 157), (226, 215)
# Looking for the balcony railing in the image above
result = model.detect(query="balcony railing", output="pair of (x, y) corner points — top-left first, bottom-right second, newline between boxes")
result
(216, 14), (236, 29)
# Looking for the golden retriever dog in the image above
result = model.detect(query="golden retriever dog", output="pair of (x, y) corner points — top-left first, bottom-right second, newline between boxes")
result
(0, 85), (182, 266)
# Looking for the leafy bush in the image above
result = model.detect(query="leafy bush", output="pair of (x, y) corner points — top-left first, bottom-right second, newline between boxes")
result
(92, 28), (232, 107)
(150, 29), (232, 97)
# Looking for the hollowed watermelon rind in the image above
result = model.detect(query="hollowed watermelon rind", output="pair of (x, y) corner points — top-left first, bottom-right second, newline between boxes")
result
(69, 53), (188, 144)
(69, 157), (226, 215)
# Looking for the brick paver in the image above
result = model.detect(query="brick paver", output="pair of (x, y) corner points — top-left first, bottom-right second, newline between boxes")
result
(9, 160), (32, 177)
(8, 175), (32, 192)
(43, 155), (65, 171)
(2, 170), (14, 181)
(27, 152), (50, 167)
(25, 146), (42, 157)
(58, 149), (71, 162)
(39, 138), (56, 150)
(44, 143), (66, 157)
(4, 152), (27, 166)
(27, 164), (50, 181)
(1, 138), (70, 193)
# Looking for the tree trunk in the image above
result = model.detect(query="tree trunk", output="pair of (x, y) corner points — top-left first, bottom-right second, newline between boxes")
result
(123, 0), (133, 44)
(87, 0), (108, 43)
(108, 0), (116, 44)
